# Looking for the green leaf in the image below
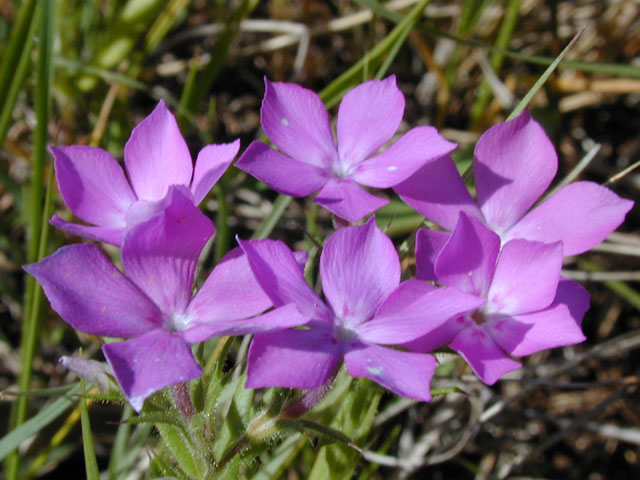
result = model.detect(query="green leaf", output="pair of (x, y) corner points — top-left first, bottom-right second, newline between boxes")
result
(156, 422), (208, 479)
(80, 381), (100, 480)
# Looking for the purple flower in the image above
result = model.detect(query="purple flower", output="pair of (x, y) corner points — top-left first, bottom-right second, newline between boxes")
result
(236, 76), (456, 222)
(50, 100), (239, 245)
(239, 219), (482, 401)
(405, 212), (589, 385)
(26, 186), (306, 410)
(394, 110), (633, 267)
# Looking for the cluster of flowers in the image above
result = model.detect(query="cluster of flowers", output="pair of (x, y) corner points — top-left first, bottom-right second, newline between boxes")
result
(26, 76), (633, 411)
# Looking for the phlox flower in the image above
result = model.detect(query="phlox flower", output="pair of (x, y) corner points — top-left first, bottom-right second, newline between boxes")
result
(236, 76), (456, 222)
(26, 186), (307, 410)
(405, 212), (590, 385)
(394, 110), (633, 276)
(50, 100), (239, 245)
(239, 219), (483, 401)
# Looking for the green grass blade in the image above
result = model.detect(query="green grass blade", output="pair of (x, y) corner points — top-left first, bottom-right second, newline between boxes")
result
(0, 384), (82, 462)
(80, 380), (100, 480)
(507, 27), (584, 120)
(579, 259), (640, 312)
(251, 194), (293, 240)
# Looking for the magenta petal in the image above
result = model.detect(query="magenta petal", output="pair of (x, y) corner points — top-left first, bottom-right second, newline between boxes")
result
(122, 186), (214, 314)
(487, 239), (562, 315)
(24, 244), (161, 338)
(246, 329), (341, 389)
(261, 79), (337, 168)
(435, 213), (500, 296)
(337, 76), (404, 166)
(450, 326), (521, 385)
(403, 316), (467, 353)
(505, 181), (634, 255)
(235, 141), (328, 197)
(475, 110), (557, 232)
(103, 330), (202, 411)
(415, 228), (450, 282)
(321, 219), (400, 326)
(183, 304), (308, 343)
(191, 140), (239, 204)
(394, 155), (482, 231)
(238, 238), (331, 323)
(124, 100), (193, 201)
(359, 283), (484, 344)
(50, 216), (125, 245)
(51, 145), (136, 228)
(315, 178), (388, 222)
(344, 343), (435, 401)
(351, 126), (456, 188)
(187, 247), (271, 324)
(555, 278), (591, 323)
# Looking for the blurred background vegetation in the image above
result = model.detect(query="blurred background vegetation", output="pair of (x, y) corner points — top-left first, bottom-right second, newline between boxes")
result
(0, 0), (639, 478)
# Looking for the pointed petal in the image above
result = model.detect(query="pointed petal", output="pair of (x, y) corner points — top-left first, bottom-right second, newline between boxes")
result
(235, 141), (328, 197)
(359, 282), (484, 344)
(487, 239), (562, 315)
(51, 145), (135, 228)
(293, 251), (308, 272)
(187, 247), (271, 324)
(344, 343), (435, 401)
(475, 110), (557, 232)
(394, 155), (483, 230)
(450, 325), (521, 385)
(122, 186), (214, 315)
(403, 316), (468, 353)
(60, 357), (116, 392)
(246, 329), (341, 389)
(103, 330), (202, 411)
(505, 181), (634, 255)
(321, 219), (399, 326)
(24, 244), (161, 338)
(337, 76), (404, 166)
(238, 238), (332, 323)
(191, 140), (239, 204)
(351, 126), (456, 188)
(487, 278), (589, 357)
(261, 79), (336, 168)
(182, 304), (308, 343)
(50, 216), (125, 245)
(315, 178), (388, 222)
(415, 228), (450, 282)
(435, 213), (500, 296)
(124, 100), (193, 201)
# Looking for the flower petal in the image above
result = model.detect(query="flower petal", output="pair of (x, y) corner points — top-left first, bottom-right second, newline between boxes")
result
(359, 282), (484, 344)
(186, 247), (271, 324)
(124, 100), (193, 201)
(182, 304), (308, 343)
(238, 238), (331, 323)
(415, 228), (450, 282)
(261, 79), (337, 168)
(450, 325), (521, 385)
(235, 141), (328, 197)
(191, 140), (239, 204)
(60, 357), (116, 392)
(486, 239), (562, 315)
(51, 145), (136, 228)
(103, 330), (202, 411)
(337, 76), (404, 166)
(122, 186), (215, 315)
(435, 213), (500, 296)
(321, 218), (399, 326)
(315, 178), (388, 222)
(505, 181), (634, 255)
(344, 342), (435, 401)
(49, 216), (125, 245)
(474, 110), (557, 232)
(24, 244), (161, 338)
(403, 316), (467, 353)
(394, 155), (482, 231)
(246, 328), (341, 389)
(487, 278), (589, 357)
(351, 126), (456, 188)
